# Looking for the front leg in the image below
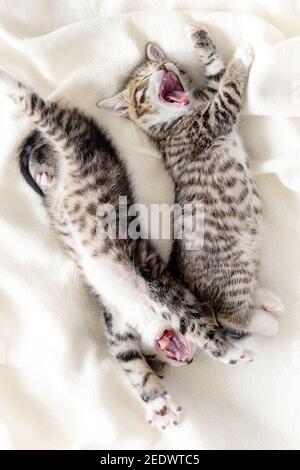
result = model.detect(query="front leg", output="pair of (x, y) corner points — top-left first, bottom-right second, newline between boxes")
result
(171, 300), (255, 365)
(186, 24), (225, 96)
(103, 309), (182, 430)
(189, 41), (253, 154)
(185, 316), (255, 364)
(186, 43), (253, 152)
(207, 42), (254, 137)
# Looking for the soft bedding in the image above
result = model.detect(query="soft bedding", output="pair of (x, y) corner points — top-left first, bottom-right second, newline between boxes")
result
(0, 0), (300, 450)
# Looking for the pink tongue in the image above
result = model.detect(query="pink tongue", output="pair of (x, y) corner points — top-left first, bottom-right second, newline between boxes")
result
(157, 329), (190, 362)
(168, 91), (190, 105)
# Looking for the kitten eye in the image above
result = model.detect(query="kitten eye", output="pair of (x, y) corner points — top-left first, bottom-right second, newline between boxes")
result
(135, 87), (147, 105)
(140, 88), (147, 104)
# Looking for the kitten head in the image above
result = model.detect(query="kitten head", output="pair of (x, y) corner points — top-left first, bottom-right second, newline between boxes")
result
(97, 43), (198, 130)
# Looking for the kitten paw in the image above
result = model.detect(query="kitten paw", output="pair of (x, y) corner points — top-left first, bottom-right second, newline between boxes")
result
(254, 288), (285, 316)
(185, 23), (209, 38)
(29, 158), (57, 192)
(146, 394), (182, 430)
(35, 172), (56, 190)
(185, 24), (214, 52)
(220, 347), (255, 365)
(248, 309), (279, 336)
(234, 42), (254, 67)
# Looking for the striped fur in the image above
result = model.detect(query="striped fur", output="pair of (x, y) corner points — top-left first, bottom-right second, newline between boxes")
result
(0, 68), (255, 429)
(99, 26), (283, 337)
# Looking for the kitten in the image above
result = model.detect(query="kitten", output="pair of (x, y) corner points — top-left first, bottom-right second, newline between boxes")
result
(0, 69), (254, 430)
(98, 24), (284, 338)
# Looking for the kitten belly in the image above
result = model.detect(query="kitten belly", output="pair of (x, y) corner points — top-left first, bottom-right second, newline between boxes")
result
(81, 253), (165, 334)
(77, 242), (192, 364)
(59, 210), (194, 365)
(65, 219), (168, 348)
(175, 132), (260, 309)
(84, 256), (193, 365)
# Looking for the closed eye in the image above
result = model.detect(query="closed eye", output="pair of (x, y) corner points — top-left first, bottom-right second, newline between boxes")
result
(140, 88), (147, 104)
(134, 85), (148, 105)
(141, 73), (152, 82)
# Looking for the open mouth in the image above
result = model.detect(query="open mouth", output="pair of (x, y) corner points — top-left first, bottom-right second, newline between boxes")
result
(159, 70), (190, 106)
(156, 329), (192, 363)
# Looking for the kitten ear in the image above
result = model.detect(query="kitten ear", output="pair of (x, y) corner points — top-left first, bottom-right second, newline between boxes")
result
(97, 91), (128, 117)
(146, 43), (167, 63)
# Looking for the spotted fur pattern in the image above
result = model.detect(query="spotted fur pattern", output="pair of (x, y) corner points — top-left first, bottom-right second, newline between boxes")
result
(0, 68), (255, 429)
(98, 26), (283, 336)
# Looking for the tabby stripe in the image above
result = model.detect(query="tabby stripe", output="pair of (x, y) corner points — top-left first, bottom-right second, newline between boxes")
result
(227, 288), (250, 297)
(116, 349), (142, 362)
(204, 55), (217, 66)
(206, 86), (218, 94)
(115, 332), (139, 342)
(29, 93), (38, 116)
(206, 68), (225, 81)
(104, 311), (113, 334)
(142, 372), (151, 387)
(179, 317), (188, 335)
(201, 90), (210, 99)
(238, 187), (249, 203)
(218, 96), (235, 119)
(223, 91), (239, 109)
(214, 100), (231, 122)
(226, 81), (241, 96)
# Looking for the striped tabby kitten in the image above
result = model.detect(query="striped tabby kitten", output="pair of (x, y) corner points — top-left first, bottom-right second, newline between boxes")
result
(0, 69), (254, 430)
(98, 24), (284, 337)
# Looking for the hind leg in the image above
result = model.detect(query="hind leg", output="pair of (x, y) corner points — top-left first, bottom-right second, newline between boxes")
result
(248, 308), (279, 336)
(253, 287), (285, 316)
(219, 284), (284, 338)
(247, 287), (285, 336)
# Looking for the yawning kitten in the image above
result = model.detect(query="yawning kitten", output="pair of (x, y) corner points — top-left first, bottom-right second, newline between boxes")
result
(0, 68), (254, 430)
(98, 24), (284, 338)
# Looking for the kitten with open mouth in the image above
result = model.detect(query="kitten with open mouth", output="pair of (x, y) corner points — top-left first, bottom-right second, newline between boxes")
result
(99, 25), (284, 346)
(159, 69), (190, 106)
(156, 329), (193, 364)
(0, 60), (257, 429)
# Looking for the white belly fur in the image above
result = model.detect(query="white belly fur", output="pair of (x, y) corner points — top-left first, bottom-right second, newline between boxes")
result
(65, 211), (167, 352)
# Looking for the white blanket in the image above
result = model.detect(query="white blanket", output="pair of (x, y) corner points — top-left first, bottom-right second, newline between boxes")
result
(0, 0), (300, 450)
